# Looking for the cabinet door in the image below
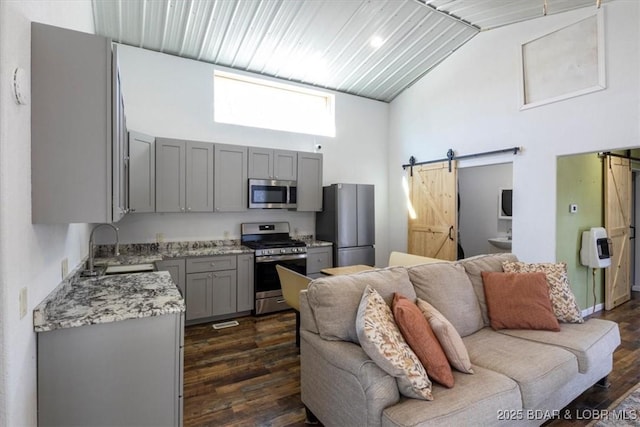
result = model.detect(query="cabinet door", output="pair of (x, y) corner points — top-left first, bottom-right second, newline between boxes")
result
(112, 52), (128, 222)
(236, 254), (254, 312)
(211, 270), (237, 316)
(31, 23), (114, 223)
(297, 152), (323, 212)
(186, 141), (214, 212)
(156, 259), (186, 297)
(248, 147), (273, 179)
(186, 273), (213, 320)
(306, 246), (333, 274)
(274, 150), (298, 180)
(129, 131), (155, 213)
(156, 138), (186, 213)
(214, 144), (248, 212)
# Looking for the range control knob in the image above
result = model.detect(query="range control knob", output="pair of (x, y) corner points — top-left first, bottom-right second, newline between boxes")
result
(280, 249), (287, 254)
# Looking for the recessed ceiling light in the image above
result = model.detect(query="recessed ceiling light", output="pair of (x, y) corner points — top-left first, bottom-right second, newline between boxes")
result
(370, 36), (384, 49)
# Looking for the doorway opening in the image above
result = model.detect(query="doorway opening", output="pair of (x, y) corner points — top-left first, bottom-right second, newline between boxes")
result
(458, 162), (513, 258)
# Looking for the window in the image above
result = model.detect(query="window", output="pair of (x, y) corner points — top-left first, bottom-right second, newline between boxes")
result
(214, 70), (335, 137)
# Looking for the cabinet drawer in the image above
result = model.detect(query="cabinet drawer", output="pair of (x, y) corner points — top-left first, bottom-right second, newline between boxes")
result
(307, 248), (332, 274)
(186, 255), (237, 273)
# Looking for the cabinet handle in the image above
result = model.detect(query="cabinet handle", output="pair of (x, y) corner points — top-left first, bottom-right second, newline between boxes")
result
(210, 263), (215, 267)
(180, 207), (185, 212)
(208, 274), (212, 278)
(130, 208), (136, 213)
(187, 207), (191, 211)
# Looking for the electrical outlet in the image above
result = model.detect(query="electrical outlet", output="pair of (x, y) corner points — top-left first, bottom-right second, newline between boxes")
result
(223, 230), (230, 239)
(61, 258), (68, 279)
(19, 287), (27, 319)
(156, 233), (165, 243)
(570, 204), (578, 214)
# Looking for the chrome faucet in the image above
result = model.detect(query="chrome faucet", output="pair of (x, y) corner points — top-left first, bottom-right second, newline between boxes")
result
(84, 223), (120, 276)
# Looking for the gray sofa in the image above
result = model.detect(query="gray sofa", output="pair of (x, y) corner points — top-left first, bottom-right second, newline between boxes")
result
(299, 253), (621, 426)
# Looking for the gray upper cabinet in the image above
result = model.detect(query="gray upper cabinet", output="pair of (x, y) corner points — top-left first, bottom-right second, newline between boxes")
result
(297, 152), (323, 212)
(31, 23), (126, 223)
(248, 148), (297, 180)
(214, 144), (248, 212)
(156, 138), (214, 213)
(128, 131), (155, 213)
(156, 138), (186, 213)
(186, 141), (214, 212)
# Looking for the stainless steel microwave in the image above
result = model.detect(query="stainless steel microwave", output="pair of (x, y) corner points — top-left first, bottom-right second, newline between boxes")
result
(248, 179), (297, 209)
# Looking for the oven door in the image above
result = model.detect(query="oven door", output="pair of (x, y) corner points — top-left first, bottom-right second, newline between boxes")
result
(255, 254), (307, 299)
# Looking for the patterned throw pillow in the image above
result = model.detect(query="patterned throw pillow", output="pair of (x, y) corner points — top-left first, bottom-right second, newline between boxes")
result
(356, 286), (434, 400)
(502, 261), (583, 323)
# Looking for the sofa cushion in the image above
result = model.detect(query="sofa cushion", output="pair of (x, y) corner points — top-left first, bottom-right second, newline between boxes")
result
(502, 261), (583, 323)
(392, 294), (454, 388)
(382, 365), (521, 427)
(482, 271), (560, 331)
(416, 298), (474, 374)
(463, 328), (578, 409)
(457, 253), (519, 326)
(356, 286), (434, 401)
(307, 267), (416, 343)
(408, 262), (484, 337)
(498, 319), (620, 373)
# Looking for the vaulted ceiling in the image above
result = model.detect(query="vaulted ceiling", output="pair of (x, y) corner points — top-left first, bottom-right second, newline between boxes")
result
(92, 0), (610, 102)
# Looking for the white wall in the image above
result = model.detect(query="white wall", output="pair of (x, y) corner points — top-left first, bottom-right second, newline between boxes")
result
(458, 163), (513, 257)
(0, 1), (94, 425)
(388, 2), (640, 263)
(110, 45), (391, 266)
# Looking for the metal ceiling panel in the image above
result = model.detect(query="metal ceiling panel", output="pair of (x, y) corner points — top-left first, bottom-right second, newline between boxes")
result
(92, 0), (611, 102)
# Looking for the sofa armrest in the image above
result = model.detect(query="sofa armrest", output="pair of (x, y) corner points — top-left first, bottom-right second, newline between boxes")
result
(300, 330), (399, 427)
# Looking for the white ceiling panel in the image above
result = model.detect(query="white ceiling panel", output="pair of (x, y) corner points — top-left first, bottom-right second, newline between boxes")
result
(92, 0), (610, 102)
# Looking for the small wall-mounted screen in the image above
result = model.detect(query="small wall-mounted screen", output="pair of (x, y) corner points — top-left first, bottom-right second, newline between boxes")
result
(499, 189), (513, 218)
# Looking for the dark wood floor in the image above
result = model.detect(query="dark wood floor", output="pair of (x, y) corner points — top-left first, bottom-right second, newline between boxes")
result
(184, 292), (640, 427)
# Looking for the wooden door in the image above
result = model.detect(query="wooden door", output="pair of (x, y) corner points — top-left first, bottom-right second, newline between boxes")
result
(408, 162), (458, 260)
(604, 155), (632, 310)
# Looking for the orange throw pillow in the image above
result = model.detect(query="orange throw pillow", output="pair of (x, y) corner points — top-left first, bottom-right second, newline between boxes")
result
(481, 272), (560, 332)
(392, 293), (454, 388)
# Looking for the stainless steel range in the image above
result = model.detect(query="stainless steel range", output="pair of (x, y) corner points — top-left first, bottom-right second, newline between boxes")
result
(241, 222), (307, 315)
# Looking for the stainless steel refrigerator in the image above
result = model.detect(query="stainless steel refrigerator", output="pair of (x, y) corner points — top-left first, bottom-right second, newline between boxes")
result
(315, 183), (375, 267)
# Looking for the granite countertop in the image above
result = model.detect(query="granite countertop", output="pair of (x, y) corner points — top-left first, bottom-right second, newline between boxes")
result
(304, 239), (333, 247)
(33, 271), (185, 333)
(34, 238), (332, 333)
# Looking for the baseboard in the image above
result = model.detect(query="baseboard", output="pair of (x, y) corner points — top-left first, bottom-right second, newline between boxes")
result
(582, 303), (604, 318)
(632, 285), (640, 292)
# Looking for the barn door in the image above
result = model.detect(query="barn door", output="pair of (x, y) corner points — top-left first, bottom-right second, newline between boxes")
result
(407, 162), (458, 261)
(604, 155), (632, 310)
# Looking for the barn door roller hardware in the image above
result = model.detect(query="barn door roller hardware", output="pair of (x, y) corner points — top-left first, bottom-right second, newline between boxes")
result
(403, 146), (521, 175)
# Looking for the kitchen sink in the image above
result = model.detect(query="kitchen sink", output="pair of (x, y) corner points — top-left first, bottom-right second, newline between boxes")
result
(104, 263), (156, 275)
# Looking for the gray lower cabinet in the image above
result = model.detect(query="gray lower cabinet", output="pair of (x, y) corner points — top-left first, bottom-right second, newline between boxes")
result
(185, 255), (237, 322)
(156, 258), (186, 296)
(184, 254), (254, 323)
(38, 313), (184, 426)
(297, 152), (323, 212)
(214, 144), (248, 212)
(306, 245), (333, 278)
(31, 22), (127, 223)
(237, 253), (255, 312)
(129, 131), (156, 213)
